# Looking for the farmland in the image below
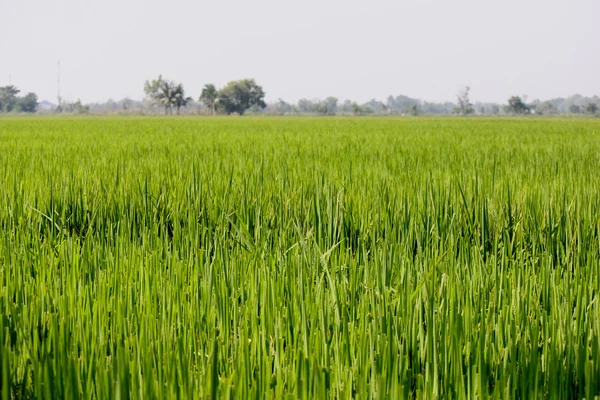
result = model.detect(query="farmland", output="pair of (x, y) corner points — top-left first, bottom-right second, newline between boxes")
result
(1, 117), (600, 398)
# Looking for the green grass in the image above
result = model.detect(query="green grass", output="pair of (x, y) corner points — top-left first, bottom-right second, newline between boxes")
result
(1, 117), (600, 398)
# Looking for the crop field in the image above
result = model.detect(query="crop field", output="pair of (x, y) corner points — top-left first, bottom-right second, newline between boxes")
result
(1, 117), (600, 398)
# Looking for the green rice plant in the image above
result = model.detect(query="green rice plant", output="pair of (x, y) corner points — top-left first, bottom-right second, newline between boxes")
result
(0, 117), (599, 398)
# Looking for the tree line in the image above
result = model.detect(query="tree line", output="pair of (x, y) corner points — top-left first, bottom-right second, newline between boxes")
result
(0, 86), (38, 113)
(144, 76), (265, 115)
(1, 79), (598, 116)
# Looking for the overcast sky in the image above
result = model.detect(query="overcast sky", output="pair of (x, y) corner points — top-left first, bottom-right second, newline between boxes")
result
(1, 0), (598, 104)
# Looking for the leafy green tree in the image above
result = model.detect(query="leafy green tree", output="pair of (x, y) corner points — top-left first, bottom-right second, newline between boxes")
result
(199, 84), (218, 115)
(569, 104), (581, 114)
(0, 85), (20, 112)
(586, 103), (598, 114)
(507, 96), (530, 115)
(217, 79), (266, 115)
(17, 92), (38, 112)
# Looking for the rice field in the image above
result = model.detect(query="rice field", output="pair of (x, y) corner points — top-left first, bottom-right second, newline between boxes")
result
(1, 117), (600, 398)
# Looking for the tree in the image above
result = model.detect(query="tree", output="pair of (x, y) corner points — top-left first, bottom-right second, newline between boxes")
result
(266, 98), (293, 115)
(144, 75), (163, 103)
(74, 99), (90, 114)
(410, 104), (420, 116)
(199, 84), (218, 115)
(144, 77), (188, 115)
(586, 103), (598, 114)
(456, 86), (474, 115)
(173, 84), (192, 115)
(324, 97), (338, 115)
(217, 79), (266, 115)
(538, 102), (557, 115)
(144, 75), (179, 115)
(0, 85), (20, 112)
(156, 81), (178, 115)
(351, 102), (374, 116)
(506, 96), (530, 115)
(569, 104), (581, 114)
(17, 92), (38, 112)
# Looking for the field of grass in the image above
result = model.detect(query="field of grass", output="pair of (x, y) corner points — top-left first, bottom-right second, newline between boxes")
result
(1, 117), (600, 398)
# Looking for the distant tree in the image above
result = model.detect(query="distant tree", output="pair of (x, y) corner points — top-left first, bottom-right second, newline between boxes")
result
(491, 105), (500, 115)
(569, 104), (581, 114)
(144, 77), (188, 115)
(272, 98), (293, 115)
(0, 85), (20, 112)
(340, 100), (352, 114)
(217, 79), (266, 115)
(386, 95), (419, 114)
(538, 101), (557, 115)
(144, 75), (163, 106)
(297, 99), (310, 113)
(586, 103), (598, 114)
(173, 84), (192, 115)
(351, 102), (374, 116)
(410, 104), (420, 116)
(506, 96), (530, 115)
(199, 84), (218, 115)
(74, 99), (90, 114)
(17, 92), (38, 112)
(145, 75), (182, 115)
(324, 97), (338, 115)
(456, 86), (474, 115)
(59, 99), (89, 114)
(362, 99), (388, 114)
(156, 81), (178, 115)
(105, 99), (118, 111)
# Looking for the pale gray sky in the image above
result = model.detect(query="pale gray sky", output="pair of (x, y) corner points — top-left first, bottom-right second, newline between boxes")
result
(1, 0), (598, 104)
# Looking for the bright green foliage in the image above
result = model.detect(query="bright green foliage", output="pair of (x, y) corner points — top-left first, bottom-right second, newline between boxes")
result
(1, 117), (600, 398)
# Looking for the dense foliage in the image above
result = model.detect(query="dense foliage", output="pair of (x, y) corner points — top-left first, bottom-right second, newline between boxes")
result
(0, 86), (38, 113)
(1, 117), (600, 398)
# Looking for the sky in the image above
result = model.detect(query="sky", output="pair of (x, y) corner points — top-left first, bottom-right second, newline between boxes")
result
(1, 0), (598, 105)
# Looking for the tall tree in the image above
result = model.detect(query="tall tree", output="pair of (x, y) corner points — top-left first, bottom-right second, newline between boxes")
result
(199, 84), (218, 115)
(586, 103), (598, 114)
(217, 79), (266, 115)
